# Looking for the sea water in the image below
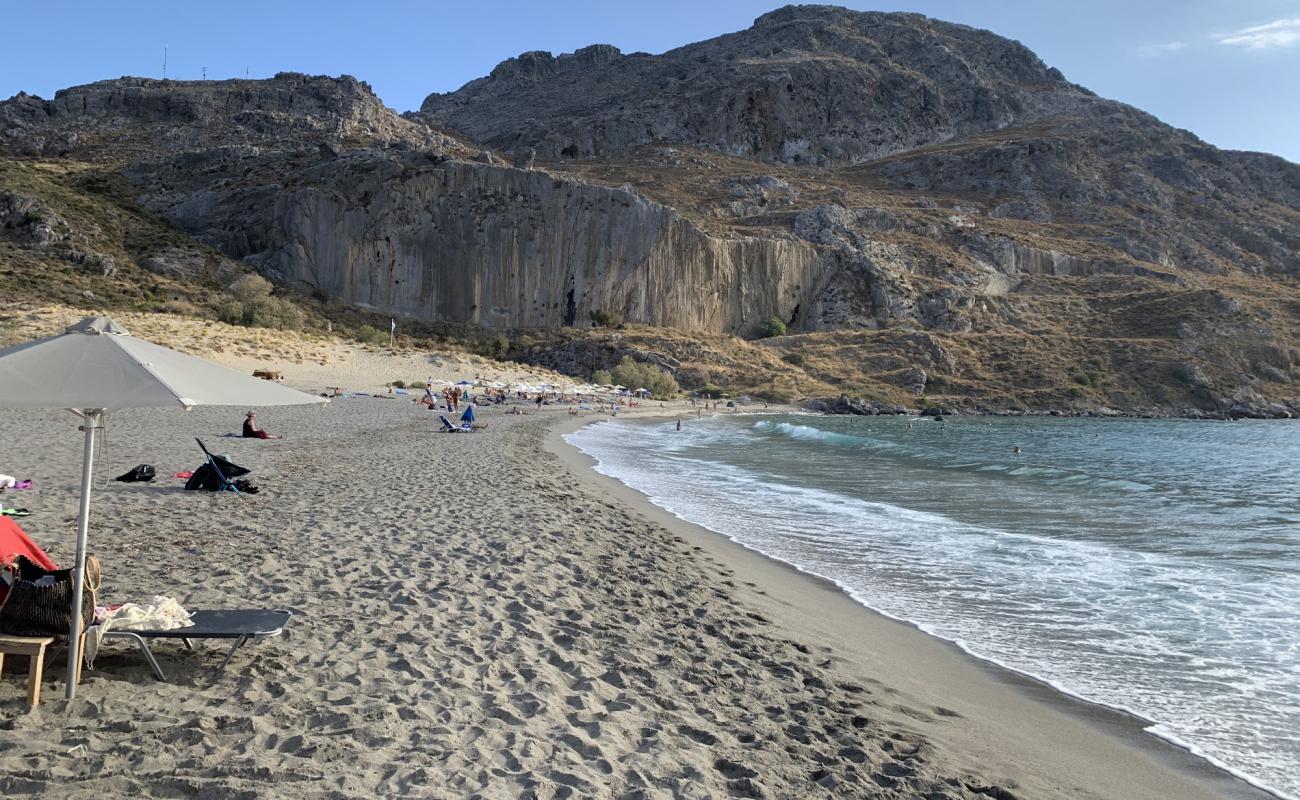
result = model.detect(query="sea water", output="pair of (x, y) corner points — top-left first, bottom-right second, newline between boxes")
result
(566, 414), (1300, 798)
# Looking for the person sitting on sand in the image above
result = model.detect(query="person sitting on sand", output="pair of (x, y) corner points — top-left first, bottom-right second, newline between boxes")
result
(242, 411), (282, 440)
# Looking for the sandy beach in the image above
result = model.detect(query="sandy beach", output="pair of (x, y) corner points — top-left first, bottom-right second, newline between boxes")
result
(0, 392), (1274, 798)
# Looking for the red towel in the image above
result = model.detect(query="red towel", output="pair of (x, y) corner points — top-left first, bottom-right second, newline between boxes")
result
(0, 517), (58, 603)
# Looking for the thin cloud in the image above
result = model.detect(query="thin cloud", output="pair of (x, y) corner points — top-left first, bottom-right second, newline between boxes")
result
(1216, 17), (1300, 49)
(1138, 40), (1188, 57)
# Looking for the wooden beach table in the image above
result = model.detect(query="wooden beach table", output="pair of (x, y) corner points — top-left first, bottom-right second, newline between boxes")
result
(102, 609), (292, 681)
(0, 635), (57, 709)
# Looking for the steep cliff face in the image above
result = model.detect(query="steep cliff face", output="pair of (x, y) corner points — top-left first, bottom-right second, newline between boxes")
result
(147, 150), (830, 332)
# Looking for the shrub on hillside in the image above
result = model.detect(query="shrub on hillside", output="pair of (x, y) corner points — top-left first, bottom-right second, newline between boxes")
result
(781, 352), (805, 367)
(217, 274), (304, 330)
(482, 334), (510, 359)
(756, 316), (787, 338)
(355, 324), (389, 345)
(590, 309), (621, 327)
(608, 356), (678, 398)
(591, 369), (613, 386)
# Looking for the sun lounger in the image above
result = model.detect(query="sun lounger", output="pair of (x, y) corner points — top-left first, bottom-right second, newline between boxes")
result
(101, 608), (291, 681)
(439, 414), (474, 432)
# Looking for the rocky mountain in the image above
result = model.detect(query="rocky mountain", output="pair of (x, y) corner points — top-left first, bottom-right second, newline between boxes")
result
(3, 5), (1300, 416)
(0, 73), (440, 160)
(418, 5), (1095, 166)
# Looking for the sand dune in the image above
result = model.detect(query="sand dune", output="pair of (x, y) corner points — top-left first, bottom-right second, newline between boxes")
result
(0, 305), (573, 393)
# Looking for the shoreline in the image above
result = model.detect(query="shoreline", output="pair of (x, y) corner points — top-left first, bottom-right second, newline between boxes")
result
(547, 411), (1280, 800)
(0, 396), (1285, 798)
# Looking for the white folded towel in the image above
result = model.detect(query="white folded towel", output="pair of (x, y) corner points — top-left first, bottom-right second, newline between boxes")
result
(85, 595), (194, 668)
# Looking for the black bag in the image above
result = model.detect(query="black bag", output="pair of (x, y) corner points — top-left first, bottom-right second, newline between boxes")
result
(115, 464), (156, 483)
(0, 554), (101, 637)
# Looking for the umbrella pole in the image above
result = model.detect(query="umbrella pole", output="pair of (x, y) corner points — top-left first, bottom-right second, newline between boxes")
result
(65, 408), (102, 701)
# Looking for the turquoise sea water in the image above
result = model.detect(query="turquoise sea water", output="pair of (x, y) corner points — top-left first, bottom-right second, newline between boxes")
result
(567, 414), (1300, 799)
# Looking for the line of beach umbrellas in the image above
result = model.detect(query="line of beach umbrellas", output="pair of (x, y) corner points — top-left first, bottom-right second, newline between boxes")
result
(426, 378), (643, 396)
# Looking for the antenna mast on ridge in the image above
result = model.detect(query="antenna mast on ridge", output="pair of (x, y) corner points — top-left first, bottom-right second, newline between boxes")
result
(163, 44), (168, 79)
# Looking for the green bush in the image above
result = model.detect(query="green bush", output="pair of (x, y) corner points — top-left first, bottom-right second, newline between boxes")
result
(591, 369), (613, 386)
(590, 309), (621, 327)
(696, 384), (726, 398)
(216, 274), (304, 330)
(483, 334), (509, 359)
(391, 380), (407, 389)
(355, 324), (388, 345)
(757, 316), (787, 338)
(608, 356), (678, 398)
(781, 352), (805, 367)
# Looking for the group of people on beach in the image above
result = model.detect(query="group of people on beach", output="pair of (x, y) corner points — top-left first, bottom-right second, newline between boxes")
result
(418, 383), (468, 412)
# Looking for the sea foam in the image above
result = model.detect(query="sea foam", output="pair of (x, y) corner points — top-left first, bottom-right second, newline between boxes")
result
(567, 415), (1300, 799)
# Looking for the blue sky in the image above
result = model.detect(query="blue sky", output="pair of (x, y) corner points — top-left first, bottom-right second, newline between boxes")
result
(2, 1), (1297, 162)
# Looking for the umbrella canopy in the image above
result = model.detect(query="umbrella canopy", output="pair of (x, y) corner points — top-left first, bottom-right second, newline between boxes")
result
(0, 317), (320, 409)
(0, 316), (325, 701)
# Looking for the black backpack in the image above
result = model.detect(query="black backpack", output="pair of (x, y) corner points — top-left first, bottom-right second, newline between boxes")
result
(115, 464), (156, 483)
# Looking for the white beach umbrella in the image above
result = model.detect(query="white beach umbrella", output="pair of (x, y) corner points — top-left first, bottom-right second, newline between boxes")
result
(0, 316), (325, 700)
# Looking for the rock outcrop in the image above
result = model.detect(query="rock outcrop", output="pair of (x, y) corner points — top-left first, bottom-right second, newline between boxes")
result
(0, 73), (441, 160)
(417, 4), (1300, 282)
(418, 6), (1093, 166)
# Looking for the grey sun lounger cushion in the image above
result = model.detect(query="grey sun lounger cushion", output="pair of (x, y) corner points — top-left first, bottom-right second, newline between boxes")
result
(102, 608), (291, 681)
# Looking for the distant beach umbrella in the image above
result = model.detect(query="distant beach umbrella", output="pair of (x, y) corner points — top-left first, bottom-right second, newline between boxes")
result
(0, 316), (325, 701)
